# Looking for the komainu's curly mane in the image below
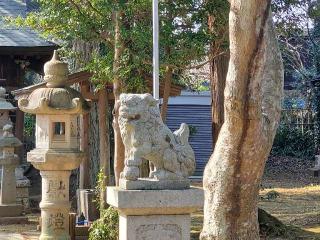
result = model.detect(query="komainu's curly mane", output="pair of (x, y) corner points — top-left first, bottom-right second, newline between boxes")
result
(118, 93), (196, 182)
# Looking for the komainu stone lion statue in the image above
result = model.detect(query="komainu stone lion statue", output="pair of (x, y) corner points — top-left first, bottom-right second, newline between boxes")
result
(118, 93), (196, 183)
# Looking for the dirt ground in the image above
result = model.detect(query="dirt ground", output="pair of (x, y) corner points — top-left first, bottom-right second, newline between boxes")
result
(191, 156), (320, 240)
(2, 156), (320, 240)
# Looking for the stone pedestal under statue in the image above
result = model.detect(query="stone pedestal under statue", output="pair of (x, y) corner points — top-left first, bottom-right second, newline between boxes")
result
(107, 187), (203, 240)
(0, 125), (23, 217)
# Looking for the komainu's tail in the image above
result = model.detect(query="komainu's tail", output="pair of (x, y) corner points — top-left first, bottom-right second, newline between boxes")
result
(173, 123), (190, 145)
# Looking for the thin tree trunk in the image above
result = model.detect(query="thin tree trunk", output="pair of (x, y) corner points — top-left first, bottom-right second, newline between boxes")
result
(201, 1), (283, 239)
(210, 53), (229, 147)
(80, 112), (90, 189)
(160, 65), (173, 122)
(98, 88), (111, 209)
(113, 10), (125, 186)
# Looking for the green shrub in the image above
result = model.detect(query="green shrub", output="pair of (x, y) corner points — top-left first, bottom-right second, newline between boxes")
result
(88, 207), (118, 240)
(88, 170), (119, 240)
(271, 124), (314, 159)
(24, 113), (35, 136)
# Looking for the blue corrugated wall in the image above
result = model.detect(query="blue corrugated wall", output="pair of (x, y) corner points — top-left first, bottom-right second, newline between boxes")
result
(165, 105), (213, 176)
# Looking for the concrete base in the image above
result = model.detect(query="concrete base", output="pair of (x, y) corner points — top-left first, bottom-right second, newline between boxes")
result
(119, 178), (190, 190)
(0, 204), (23, 217)
(107, 187), (203, 240)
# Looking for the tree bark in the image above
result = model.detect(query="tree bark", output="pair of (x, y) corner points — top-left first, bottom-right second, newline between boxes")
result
(79, 112), (90, 189)
(98, 88), (111, 208)
(200, 1), (283, 239)
(71, 40), (101, 188)
(89, 102), (101, 187)
(113, 10), (125, 186)
(210, 53), (229, 147)
(160, 66), (173, 122)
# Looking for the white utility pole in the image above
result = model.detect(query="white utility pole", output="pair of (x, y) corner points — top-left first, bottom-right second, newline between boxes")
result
(153, 0), (160, 101)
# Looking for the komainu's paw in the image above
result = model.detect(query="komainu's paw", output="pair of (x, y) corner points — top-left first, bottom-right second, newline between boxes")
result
(121, 166), (140, 181)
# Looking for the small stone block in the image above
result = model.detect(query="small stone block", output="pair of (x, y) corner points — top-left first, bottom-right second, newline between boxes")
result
(0, 204), (23, 217)
(75, 226), (90, 236)
(0, 216), (28, 225)
(119, 178), (190, 190)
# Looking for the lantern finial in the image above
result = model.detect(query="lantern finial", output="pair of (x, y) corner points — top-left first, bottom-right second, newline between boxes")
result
(44, 50), (68, 88)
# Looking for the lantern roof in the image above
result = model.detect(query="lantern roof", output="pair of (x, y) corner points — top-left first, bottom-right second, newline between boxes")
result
(0, 87), (16, 111)
(0, 124), (22, 148)
(18, 51), (90, 115)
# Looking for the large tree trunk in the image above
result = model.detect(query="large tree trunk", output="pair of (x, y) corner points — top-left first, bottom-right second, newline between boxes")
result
(200, 1), (283, 239)
(113, 10), (125, 186)
(210, 53), (229, 147)
(71, 40), (101, 189)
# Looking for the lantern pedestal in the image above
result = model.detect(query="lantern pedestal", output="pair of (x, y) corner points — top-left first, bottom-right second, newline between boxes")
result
(19, 51), (90, 240)
(0, 127), (23, 217)
(39, 171), (71, 240)
(28, 149), (84, 240)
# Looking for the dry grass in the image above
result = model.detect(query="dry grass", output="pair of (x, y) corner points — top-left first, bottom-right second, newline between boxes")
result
(259, 186), (320, 228)
(190, 185), (320, 239)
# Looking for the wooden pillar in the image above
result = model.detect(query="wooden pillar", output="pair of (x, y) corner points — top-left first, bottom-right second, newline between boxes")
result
(98, 87), (111, 208)
(79, 84), (90, 189)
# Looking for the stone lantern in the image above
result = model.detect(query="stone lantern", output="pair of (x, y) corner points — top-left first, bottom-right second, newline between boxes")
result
(0, 87), (16, 136)
(18, 51), (90, 240)
(0, 124), (23, 217)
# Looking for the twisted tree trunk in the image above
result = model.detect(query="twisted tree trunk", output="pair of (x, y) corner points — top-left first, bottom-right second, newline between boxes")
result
(200, 1), (283, 239)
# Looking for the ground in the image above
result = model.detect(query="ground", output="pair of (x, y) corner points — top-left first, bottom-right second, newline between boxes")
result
(1, 156), (320, 239)
(191, 156), (320, 240)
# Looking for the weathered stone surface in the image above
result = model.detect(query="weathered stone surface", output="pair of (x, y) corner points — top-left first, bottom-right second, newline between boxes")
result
(118, 93), (196, 188)
(107, 187), (203, 216)
(0, 87), (16, 137)
(1, 165), (17, 204)
(0, 125), (23, 216)
(119, 178), (190, 190)
(39, 170), (71, 240)
(120, 214), (190, 240)
(19, 51), (89, 240)
(44, 50), (68, 88)
(0, 216), (29, 225)
(107, 187), (203, 240)
(18, 51), (90, 115)
(0, 166), (30, 208)
(0, 204), (23, 217)
(27, 149), (84, 171)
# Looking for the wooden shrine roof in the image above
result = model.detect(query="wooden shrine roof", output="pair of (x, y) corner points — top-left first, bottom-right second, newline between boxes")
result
(0, 0), (57, 53)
